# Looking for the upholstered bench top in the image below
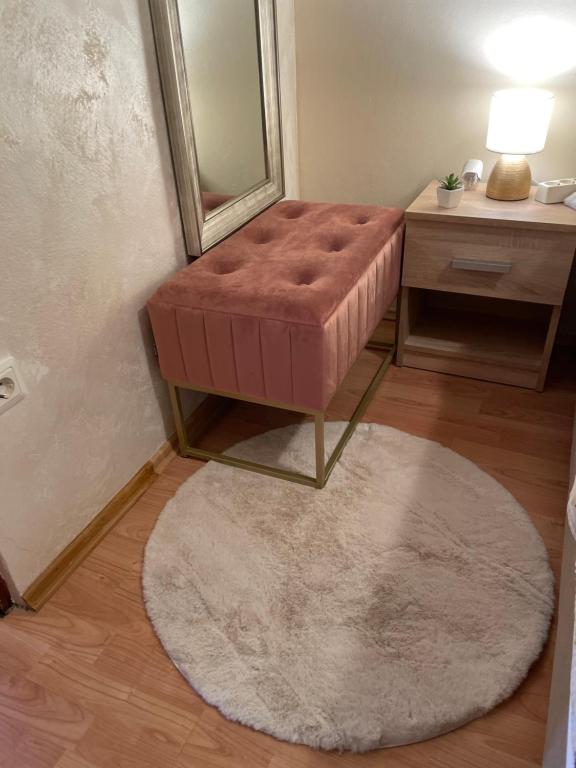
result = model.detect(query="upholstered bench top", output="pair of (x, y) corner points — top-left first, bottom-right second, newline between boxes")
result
(149, 200), (404, 411)
(153, 201), (403, 325)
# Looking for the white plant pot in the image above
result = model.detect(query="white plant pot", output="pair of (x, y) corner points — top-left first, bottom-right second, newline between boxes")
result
(437, 186), (464, 208)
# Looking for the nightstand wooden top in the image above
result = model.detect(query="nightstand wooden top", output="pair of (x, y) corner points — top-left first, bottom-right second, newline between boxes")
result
(406, 181), (576, 233)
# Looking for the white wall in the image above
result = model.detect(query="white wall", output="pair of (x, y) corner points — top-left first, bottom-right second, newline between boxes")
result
(294, 0), (576, 209)
(0, 0), (189, 593)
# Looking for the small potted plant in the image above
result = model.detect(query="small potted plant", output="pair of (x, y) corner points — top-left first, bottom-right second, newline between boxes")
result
(437, 173), (464, 208)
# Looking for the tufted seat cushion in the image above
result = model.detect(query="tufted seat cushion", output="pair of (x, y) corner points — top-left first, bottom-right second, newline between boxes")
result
(148, 200), (404, 411)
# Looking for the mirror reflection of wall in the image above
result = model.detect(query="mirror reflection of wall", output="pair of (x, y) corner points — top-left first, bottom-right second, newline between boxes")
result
(178, 0), (268, 215)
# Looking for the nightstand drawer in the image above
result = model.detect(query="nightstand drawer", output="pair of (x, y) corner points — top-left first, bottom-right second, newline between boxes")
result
(403, 221), (574, 305)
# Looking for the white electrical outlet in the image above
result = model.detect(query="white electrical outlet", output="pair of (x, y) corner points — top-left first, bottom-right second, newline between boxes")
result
(0, 358), (26, 415)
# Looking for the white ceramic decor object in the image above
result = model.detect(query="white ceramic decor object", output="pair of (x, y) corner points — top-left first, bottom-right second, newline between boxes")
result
(437, 186), (464, 208)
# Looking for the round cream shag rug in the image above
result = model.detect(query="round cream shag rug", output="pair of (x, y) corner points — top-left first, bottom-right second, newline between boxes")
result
(143, 422), (554, 752)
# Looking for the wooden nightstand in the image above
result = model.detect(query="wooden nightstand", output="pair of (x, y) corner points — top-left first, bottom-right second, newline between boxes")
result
(397, 181), (576, 391)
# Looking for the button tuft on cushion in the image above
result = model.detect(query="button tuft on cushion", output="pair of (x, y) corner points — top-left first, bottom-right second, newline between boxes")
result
(324, 237), (348, 253)
(248, 229), (274, 245)
(281, 205), (306, 220)
(211, 263), (240, 275)
(356, 216), (370, 225)
(295, 272), (317, 286)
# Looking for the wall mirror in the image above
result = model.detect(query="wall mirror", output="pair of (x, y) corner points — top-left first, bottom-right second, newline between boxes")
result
(149, 0), (284, 257)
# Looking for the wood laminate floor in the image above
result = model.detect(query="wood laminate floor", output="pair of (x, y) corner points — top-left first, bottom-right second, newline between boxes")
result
(1, 352), (574, 768)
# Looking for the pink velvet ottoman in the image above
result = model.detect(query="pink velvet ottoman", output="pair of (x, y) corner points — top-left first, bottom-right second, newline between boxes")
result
(148, 200), (404, 487)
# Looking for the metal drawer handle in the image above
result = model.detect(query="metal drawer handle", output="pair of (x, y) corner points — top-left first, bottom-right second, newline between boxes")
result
(450, 258), (512, 274)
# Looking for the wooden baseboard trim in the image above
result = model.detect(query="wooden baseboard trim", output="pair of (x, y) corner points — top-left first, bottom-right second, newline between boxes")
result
(150, 432), (178, 475)
(23, 462), (157, 610)
(22, 393), (226, 611)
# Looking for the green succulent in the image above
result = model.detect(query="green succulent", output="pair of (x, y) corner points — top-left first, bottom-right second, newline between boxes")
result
(440, 173), (463, 191)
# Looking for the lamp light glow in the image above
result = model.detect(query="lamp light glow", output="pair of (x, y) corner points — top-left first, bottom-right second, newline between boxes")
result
(484, 16), (576, 82)
(485, 88), (554, 201)
(486, 89), (554, 155)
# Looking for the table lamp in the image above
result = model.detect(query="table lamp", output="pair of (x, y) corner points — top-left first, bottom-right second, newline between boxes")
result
(485, 88), (554, 201)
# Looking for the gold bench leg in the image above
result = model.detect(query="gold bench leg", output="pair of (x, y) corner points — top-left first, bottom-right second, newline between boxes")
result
(167, 343), (395, 489)
(315, 413), (326, 489)
(168, 383), (188, 455)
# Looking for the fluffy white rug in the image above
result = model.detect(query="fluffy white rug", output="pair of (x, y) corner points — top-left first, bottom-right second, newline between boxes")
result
(143, 422), (554, 752)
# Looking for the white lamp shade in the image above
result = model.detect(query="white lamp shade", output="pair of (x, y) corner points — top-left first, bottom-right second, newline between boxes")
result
(486, 88), (554, 155)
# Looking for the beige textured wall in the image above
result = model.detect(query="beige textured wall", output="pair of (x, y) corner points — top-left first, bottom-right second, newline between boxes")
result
(0, 0), (189, 592)
(0, 0), (298, 594)
(294, 0), (576, 209)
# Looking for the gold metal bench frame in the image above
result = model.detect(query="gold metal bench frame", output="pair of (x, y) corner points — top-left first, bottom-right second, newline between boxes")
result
(168, 341), (395, 489)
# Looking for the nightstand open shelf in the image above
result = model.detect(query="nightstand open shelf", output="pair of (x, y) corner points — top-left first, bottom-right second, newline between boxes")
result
(401, 290), (551, 389)
(398, 181), (576, 391)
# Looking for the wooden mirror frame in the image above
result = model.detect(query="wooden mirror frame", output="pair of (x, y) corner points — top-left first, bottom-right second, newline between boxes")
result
(149, 0), (284, 258)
